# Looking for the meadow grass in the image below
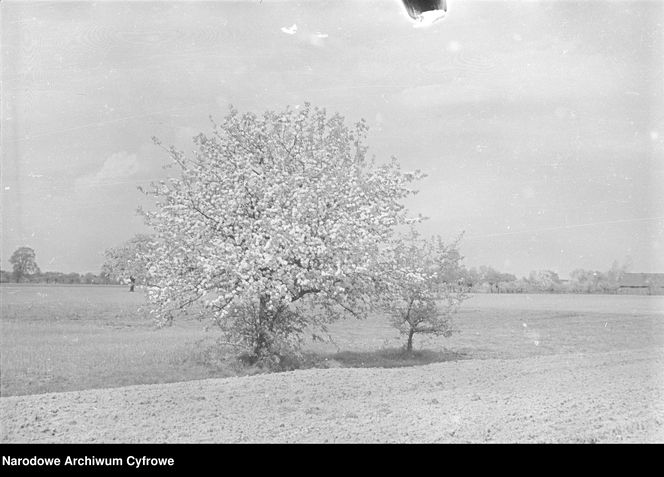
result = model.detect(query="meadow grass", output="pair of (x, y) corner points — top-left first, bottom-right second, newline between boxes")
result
(1, 285), (663, 396)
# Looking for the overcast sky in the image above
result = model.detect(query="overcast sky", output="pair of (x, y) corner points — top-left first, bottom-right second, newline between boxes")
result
(2, 0), (663, 277)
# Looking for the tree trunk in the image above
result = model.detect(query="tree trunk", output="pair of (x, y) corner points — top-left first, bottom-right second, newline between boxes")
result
(406, 328), (415, 352)
(253, 294), (272, 358)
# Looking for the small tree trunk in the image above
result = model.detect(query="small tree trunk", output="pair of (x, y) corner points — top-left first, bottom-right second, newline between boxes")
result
(253, 294), (272, 359)
(406, 328), (415, 352)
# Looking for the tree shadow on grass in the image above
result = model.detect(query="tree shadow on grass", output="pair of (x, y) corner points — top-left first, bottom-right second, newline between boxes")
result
(186, 339), (470, 375)
(310, 347), (469, 369)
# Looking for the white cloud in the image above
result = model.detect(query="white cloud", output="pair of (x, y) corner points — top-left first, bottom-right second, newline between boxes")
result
(280, 24), (297, 35)
(75, 151), (140, 191)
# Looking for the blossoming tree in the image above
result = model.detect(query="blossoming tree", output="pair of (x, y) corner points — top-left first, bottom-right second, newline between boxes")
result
(139, 104), (424, 366)
(383, 229), (467, 352)
(102, 234), (155, 286)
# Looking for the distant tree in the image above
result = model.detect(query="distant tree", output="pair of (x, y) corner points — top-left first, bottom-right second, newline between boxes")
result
(0, 270), (12, 283)
(42, 271), (65, 284)
(571, 268), (618, 293)
(437, 247), (464, 285)
(64, 272), (81, 284)
(456, 266), (479, 289)
(382, 230), (466, 352)
(465, 267), (480, 289)
(606, 259), (630, 292)
(138, 104), (424, 366)
(480, 268), (517, 293)
(570, 269), (597, 292)
(570, 269), (590, 283)
(500, 278), (527, 294)
(455, 265), (518, 293)
(479, 266), (498, 284)
(528, 269), (561, 292)
(495, 273), (516, 291)
(9, 247), (40, 283)
(499, 272), (517, 282)
(102, 234), (155, 286)
(27, 271), (45, 283)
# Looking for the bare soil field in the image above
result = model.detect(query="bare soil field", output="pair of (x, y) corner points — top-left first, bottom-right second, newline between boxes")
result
(1, 285), (663, 442)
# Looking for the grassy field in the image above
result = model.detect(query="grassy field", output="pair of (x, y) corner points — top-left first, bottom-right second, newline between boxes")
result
(1, 285), (663, 397)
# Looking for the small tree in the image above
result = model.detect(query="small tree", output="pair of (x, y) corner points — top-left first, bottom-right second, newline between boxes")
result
(458, 266), (480, 290)
(606, 260), (629, 293)
(528, 269), (561, 292)
(479, 265), (502, 293)
(383, 230), (467, 352)
(139, 104), (424, 367)
(9, 246), (40, 283)
(102, 234), (155, 286)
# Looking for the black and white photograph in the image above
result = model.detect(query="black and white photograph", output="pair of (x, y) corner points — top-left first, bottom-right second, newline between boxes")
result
(1, 0), (663, 448)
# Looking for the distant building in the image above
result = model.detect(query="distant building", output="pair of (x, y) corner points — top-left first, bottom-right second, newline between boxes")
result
(618, 273), (664, 295)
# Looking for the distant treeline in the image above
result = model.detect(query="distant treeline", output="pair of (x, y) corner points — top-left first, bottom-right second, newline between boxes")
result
(0, 270), (123, 285)
(1, 261), (632, 294)
(456, 262), (629, 294)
